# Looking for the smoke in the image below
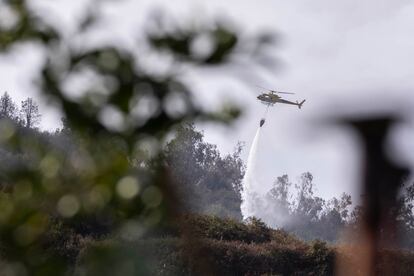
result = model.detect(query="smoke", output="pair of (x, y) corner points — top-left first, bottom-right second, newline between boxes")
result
(241, 127), (262, 219)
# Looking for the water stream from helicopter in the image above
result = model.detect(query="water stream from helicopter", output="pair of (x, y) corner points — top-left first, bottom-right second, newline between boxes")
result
(241, 126), (262, 219)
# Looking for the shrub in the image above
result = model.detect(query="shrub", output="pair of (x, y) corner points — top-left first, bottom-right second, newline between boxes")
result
(178, 215), (272, 243)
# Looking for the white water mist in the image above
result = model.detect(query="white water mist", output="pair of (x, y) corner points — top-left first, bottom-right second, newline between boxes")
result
(241, 127), (262, 220)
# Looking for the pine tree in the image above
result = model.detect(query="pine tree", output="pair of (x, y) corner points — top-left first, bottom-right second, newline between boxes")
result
(0, 92), (18, 120)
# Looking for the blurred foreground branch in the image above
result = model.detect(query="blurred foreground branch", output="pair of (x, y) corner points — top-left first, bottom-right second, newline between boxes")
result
(0, 0), (276, 274)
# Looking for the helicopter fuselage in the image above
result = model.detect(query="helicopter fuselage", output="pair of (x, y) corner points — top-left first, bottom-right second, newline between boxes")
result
(257, 93), (280, 105)
(257, 92), (305, 109)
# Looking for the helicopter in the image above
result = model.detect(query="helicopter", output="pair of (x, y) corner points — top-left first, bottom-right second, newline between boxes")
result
(256, 86), (306, 127)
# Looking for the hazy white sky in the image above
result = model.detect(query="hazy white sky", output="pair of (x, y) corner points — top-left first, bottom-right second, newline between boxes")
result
(2, 0), (414, 201)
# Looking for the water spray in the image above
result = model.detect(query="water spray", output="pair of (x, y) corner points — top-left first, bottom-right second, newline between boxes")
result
(241, 127), (262, 219)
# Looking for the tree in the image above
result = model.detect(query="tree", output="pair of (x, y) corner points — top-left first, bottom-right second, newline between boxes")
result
(164, 124), (244, 219)
(271, 175), (291, 206)
(262, 175), (292, 227)
(0, 92), (18, 120)
(257, 172), (353, 242)
(20, 97), (41, 128)
(293, 172), (325, 221)
(318, 193), (352, 241)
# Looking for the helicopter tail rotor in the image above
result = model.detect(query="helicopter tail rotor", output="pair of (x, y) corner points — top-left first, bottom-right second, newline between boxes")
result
(298, 99), (306, 109)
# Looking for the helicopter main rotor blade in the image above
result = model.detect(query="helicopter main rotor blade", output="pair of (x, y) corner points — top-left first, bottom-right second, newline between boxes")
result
(255, 85), (276, 93)
(277, 91), (295, 95)
(255, 85), (295, 95)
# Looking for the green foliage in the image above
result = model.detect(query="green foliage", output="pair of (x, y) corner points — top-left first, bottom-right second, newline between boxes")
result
(0, 92), (18, 121)
(245, 217), (272, 243)
(344, 181), (414, 250)
(164, 124), (244, 219)
(43, 219), (92, 266)
(0, 92), (40, 127)
(265, 173), (414, 249)
(262, 172), (353, 242)
(308, 240), (335, 275)
(179, 215), (271, 244)
(75, 215), (336, 275)
(17, 211), (414, 276)
(150, 24), (238, 65)
(0, 0), (276, 273)
(0, 0), (59, 50)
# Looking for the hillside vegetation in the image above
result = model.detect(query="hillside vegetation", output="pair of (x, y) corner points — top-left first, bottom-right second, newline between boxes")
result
(76, 215), (414, 276)
(2, 94), (414, 274)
